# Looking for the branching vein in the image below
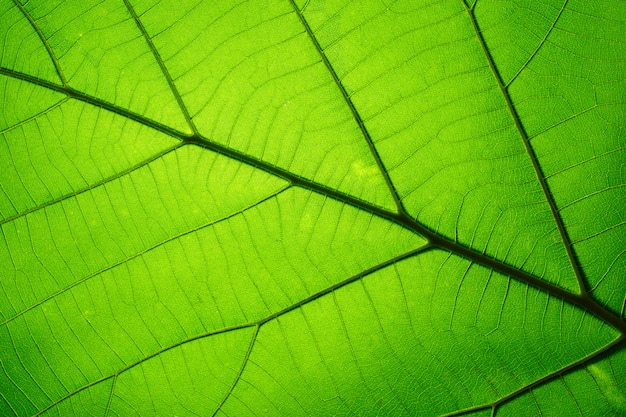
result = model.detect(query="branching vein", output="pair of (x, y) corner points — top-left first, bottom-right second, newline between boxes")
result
(30, 245), (430, 415)
(122, 0), (198, 134)
(439, 335), (625, 417)
(463, 2), (588, 298)
(2, 63), (623, 334)
(505, 0), (569, 87)
(211, 325), (259, 417)
(0, 185), (291, 327)
(11, 0), (66, 86)
(0, 143), (182, 227)
(286, 0), (404, 213)
(2, 7), (625, 409)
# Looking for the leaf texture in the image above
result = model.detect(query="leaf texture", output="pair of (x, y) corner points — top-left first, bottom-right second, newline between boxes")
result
(0, 0), (624, 416)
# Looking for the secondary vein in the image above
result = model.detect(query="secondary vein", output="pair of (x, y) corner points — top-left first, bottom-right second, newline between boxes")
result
(211, 325), (259, 417)
(11, 0), (67, 86)
(505, 0), (569, 88)
(286, 0), (404, 214)
(30, 244), (429, 415)
(0, 186), (290, 327)
(463, 3), (588, 297)
(440, 335), (626, 417)
(2, 65), (623, 333)
(122, 0), (198, 135)
(0, 144), (182, 227)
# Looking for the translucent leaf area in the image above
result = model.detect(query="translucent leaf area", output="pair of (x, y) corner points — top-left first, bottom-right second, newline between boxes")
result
(0, 0), (624, 416)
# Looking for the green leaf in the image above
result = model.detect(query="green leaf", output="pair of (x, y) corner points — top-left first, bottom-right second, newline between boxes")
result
(1, 0), (624, 416)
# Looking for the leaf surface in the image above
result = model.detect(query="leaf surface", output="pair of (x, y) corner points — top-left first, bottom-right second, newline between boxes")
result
(0, 0), (624, 416)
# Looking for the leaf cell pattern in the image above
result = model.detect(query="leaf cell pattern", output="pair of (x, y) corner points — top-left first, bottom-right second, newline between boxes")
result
(0, 0), (624, 416)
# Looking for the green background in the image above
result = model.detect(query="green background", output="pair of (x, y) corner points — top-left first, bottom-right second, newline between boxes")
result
(1, 0), (624, 415)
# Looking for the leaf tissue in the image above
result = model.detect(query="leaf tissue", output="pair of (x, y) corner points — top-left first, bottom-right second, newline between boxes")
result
(0, 0), (624, 416)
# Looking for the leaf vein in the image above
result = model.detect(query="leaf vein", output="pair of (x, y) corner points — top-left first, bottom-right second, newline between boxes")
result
(463, 3), (587, 297)
(440, 336), (626, 416)
(505, 0), (569, 87)
(0, 185), (290, 327)
(121, 0), (197, 134)
(10, 0), (66, 85)
(2, 63), (623, 335)
(286, 0), (403, 213)
(210, 325), (259, 416)
(32, 245), (429, 415)
(0, 143), (182, 227)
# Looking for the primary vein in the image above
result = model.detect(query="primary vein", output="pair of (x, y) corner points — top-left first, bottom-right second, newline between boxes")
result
(1, 62), (623, 334)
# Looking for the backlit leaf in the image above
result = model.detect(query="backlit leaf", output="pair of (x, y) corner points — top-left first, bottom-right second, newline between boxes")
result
(1, 0), (624, 416)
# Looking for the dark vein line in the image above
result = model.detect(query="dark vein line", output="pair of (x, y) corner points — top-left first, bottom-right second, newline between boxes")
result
(2, 8), (621, 415)
(11, 0), (66, 85)
(0, 143), (182, 227)
(0, 97), (69, 135)
(359, 280), (413, 415)
(584, 368), (616, 415)
(543, 138), (621, 178)
(0, 67), (191, 140)
(211, 325), (259, 417)
(286, 0), (403, 214)
(0, 392), (18, 417)
(416, 212), (626, 333)
(459, 0), (478, 12)
(561, 374), (584, 416)
(559, 184), (626, 211)
(463, 4), (588, 297)
(31, 245), (429, 416)
(110, 324), (254, 384)
(570, 222), (626, 247)
(103, 375), (117, 417)
(527, 392), (540, 417)
(3, 66), (624, 334)
(299, 0), (312, 13)
(505, 0), (568, 88)
(449, 262), (473, 329)
(439, 335), (625, 417)
(30, 323), (247, 417)
(0, 186), (290, 327)
(5, 326), (51, 407)
(259, 244), (431, 326)
(121, 0), (197, 134)
(184, 136), (401, 219)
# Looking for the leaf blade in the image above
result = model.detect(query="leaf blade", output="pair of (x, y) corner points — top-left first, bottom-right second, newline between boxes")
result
(1, 0), (624, 416)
